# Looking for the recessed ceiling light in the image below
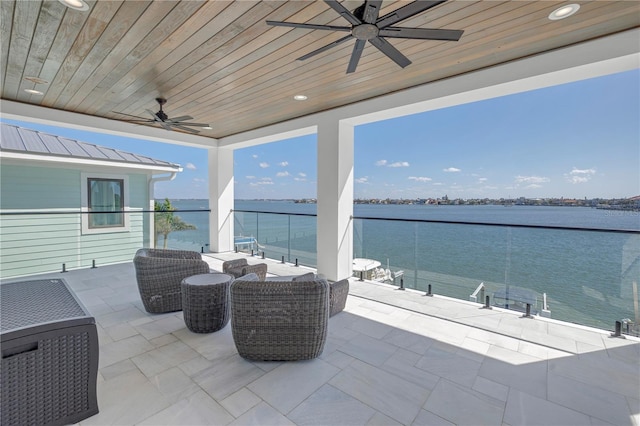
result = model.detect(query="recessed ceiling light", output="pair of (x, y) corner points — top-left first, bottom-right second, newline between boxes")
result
(58, 0), (89, 11)
(203, 126), (212, 130)
(549, 4), (580, 20)
(293, 95), (308, 101)
(24, 89), (44, 95)
(24, 76), (49, 85)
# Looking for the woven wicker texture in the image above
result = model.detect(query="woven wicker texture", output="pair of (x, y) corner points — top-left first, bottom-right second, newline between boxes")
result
(222, 258), (268, 280)
(1, 329), (98, 425)
(1, 279), (87, 332)
(1, 279), (98, 425)
(181, 273), (232, 333)
(133, 248), (210, 313)
(230, 279), (329, 361)
(329, 279), (349, 317)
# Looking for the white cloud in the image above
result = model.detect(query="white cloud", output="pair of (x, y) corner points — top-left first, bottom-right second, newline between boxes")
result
(278, 161), (289, 167)
(294, 177), (306, 181)
(408, 176), (432, 182)
(477, 177), (488, 183)
(355, 177), (369, 184)
(259, 162), (269, 168)
(432, 182), (444, 186)
(570, 168), (596, 175)
(443, 167), (461, 172)
(276, 171), (290, 177)
(525, 184), (543, 189)
(186, 163), (196, 170)
(246, 175), (256, 180)
(192, 178), (205, 183)
(566, 167), (596, 184)
(568, 176), (590, 184)
(251, 178), (273, 186)
(375, 159), (409, 167)
(252, 154), (258, 159)
(298, 172), (306, 177)
(515, 175), (550, 184)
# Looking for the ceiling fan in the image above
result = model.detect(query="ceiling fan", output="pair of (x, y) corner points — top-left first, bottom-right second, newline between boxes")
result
(114, 98), (211, 134)
(266, 0), (463, 74)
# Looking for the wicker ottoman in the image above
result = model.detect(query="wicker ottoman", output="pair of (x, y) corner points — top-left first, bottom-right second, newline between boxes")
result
(181, 273), (233, 333)
(1, 279), (99, 426)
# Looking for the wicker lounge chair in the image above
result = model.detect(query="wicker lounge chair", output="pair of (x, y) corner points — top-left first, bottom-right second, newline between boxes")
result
(289, 273), (349, 317)
(222, 258), (268, 280)
(133, 248), (210, 313)
(328, 278), (349, 317)
(230, 278), (329, 361)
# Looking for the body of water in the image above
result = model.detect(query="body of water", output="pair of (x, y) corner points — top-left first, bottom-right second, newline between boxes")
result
(167, 199), (639, 331)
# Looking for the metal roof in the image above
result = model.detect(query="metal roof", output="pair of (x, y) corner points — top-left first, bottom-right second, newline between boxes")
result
(0, 123), (181, 170)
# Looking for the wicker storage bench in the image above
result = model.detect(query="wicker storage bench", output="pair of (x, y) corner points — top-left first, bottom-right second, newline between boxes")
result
(1, 279), (99, 426)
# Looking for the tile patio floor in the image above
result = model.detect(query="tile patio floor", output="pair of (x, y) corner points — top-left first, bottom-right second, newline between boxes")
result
(2, 253), (638, 425)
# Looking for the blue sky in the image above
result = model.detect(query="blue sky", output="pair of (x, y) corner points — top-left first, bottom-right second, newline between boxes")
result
(2, 69), (638, 200)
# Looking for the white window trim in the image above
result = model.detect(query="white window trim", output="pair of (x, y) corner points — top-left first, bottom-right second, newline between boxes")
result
(81, 172), (130, 235)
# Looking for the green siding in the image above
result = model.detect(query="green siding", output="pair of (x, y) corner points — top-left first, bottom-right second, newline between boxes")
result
(0, 164), (80, 209)
(0, 163), (153, 278)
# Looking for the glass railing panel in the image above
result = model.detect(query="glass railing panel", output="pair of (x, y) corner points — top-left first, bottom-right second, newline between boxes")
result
(354, 216), (640, 333)
(233, 210), (258, 253)
(254, 213), (290, 261)
(153, 209), (211, 253)
(0, 210), (211, 280)
(233, 211), (318, 267)
(288, 214), (317, 267)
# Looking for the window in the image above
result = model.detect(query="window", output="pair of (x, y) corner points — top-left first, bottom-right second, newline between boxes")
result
(88, 178), (124, 228)
(81, 173), (130, 234)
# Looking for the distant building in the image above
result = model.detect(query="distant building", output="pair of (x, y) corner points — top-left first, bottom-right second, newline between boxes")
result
(0, 123), (182, 278)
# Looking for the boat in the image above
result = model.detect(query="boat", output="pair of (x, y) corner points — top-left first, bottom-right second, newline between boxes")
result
(352, 258), (392, 282)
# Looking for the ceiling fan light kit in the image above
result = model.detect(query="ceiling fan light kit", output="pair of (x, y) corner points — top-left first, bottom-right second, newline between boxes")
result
(266, 0), (463, 73)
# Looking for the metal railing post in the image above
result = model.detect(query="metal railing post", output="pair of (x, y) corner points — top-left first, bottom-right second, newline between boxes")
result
(483, 295), (492, 309)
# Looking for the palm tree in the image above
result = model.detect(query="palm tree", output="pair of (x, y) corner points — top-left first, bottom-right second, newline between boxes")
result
(154, 198), (196, 249)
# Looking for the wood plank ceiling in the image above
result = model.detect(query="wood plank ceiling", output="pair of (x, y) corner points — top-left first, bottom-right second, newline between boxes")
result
(2, 0), (639, 139)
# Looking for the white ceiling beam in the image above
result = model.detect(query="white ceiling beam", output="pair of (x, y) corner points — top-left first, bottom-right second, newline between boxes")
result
(1, 100), (219, 149)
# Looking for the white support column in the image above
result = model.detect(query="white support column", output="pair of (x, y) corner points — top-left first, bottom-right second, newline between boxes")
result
(208, 147), (234, 252)
(317, 117), (354, 281)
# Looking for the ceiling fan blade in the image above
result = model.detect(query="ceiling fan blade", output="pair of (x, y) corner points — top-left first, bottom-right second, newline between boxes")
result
(298, 34), (353, 61)
(376, 0), (446, 28)
(369, 36), (411, 68)
(324, 0), (362, 26)
(112, 111), (152, 121)
(146, 109), (159, 121)
(168, 115), (194, 122)
(347, 39), (366, 73)
(122, 119), (154, 124)
(171, 124), (201, 134)
(266, 20), (351, 32)
(361, 0), (383, 24)
(167, 122), (210, 127)
(160, 122), (173, 131)
(379, 27), (463, 41)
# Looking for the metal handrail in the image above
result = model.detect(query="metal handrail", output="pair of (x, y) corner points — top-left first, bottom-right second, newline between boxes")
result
(234, 209), (639, 234)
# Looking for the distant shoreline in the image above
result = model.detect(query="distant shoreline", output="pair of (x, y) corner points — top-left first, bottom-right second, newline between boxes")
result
(167, 197), (640, 211)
